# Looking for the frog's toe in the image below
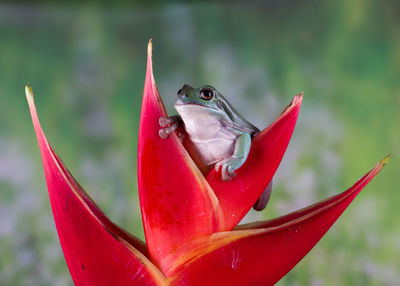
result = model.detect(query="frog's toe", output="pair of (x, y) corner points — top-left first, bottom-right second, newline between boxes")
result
(227, 165), (237, 178)
(159, 116), (177, 127)
(159, 128), (169, 139)
(159, 117), (169, 127)
(159, 122), (178, 139)
(214, 161), (223, 172)
(158, 115), (179, 127)
(221, 162), (237, 181)
(221, 164), (232, 181)
(216, 157), (240, 181)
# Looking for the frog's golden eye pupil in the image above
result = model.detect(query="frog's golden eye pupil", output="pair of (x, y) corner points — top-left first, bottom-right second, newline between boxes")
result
(200, 88), (214, 100)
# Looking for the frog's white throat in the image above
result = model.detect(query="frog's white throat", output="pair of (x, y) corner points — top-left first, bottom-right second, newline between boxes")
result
(175, 104), (237, 166)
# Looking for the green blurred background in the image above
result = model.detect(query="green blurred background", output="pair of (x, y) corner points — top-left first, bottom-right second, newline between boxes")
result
(0, 1), (399, 285)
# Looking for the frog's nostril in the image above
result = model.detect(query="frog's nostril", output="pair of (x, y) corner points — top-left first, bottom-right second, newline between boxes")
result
(178, 84), (193, 98)
(177, 92), (187, 99)
(177, 88), (188, 99)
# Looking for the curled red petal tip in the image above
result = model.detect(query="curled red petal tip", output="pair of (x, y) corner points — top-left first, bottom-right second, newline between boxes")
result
(207, 91), (303, 229)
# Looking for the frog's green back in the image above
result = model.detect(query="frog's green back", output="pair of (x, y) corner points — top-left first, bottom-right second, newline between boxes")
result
(217, 93), (260, 136)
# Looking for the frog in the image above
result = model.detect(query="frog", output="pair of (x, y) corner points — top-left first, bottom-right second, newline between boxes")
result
(159, 84), (272, 211)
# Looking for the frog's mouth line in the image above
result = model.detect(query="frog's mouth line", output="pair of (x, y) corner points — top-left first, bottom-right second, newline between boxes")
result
(174, 101), (219, 111)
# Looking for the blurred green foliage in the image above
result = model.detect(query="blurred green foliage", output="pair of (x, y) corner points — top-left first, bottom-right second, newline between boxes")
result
(0, 1), (399, 285)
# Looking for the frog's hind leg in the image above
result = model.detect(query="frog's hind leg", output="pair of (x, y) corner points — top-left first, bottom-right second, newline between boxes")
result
(253, 180), (272, 211)
(159, 115), (180, 139)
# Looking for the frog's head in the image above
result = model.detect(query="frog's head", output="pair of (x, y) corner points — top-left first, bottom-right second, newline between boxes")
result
(175, 84), (221, 111)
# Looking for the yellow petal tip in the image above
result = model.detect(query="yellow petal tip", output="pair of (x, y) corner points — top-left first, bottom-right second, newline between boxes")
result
(148, 39), (153, 53)
(290, 91), (303, 107)
(379, 153), (391, 167)
(25, 84), (34, 103)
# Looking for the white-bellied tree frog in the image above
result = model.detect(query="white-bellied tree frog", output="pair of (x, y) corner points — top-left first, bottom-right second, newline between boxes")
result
(159, 84), (272, 211)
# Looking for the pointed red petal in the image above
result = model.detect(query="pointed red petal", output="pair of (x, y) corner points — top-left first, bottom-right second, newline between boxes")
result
(169, 157), (388, 285)
(138, 41), (224, 269)
(206, 94), (303, 229)
(26, 86), (167, 286)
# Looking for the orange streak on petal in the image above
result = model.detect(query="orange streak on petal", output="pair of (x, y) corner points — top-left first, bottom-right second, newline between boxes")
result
(170, 158), (387, 285)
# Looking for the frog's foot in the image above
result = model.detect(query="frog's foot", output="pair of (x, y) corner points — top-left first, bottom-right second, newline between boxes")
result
(159, 116), (180, 139)
(253, 180), (272, 211)
(214, 156), (244, 181)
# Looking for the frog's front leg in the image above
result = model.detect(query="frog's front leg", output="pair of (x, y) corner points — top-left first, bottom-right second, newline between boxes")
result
(215, 133), (251, 181)
(159, 115), (181, 139)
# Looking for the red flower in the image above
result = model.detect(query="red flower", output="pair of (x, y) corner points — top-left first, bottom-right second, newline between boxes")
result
(26, 40), (389, 286)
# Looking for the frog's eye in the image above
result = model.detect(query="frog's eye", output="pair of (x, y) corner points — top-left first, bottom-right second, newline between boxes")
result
(200, 87), (214, 101)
